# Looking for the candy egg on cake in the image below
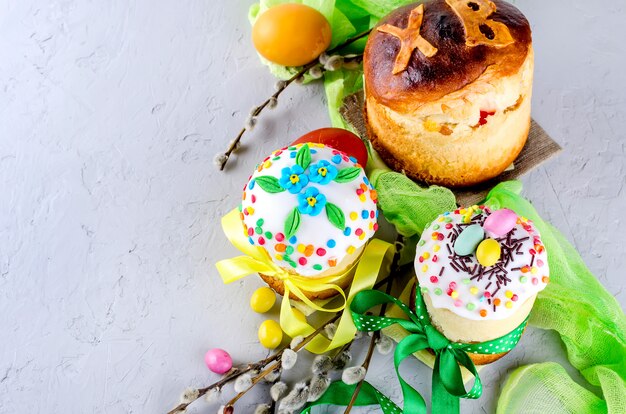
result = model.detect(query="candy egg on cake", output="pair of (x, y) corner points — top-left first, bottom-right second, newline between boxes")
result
(363, 0), (534, 187)
(413, 205), (549, 364)
(240, 141), (378, 300)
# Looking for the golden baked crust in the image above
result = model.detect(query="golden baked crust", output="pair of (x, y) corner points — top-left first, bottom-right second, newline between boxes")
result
(365, 91), (532, 187)
(366, 37), (534, 187)
(259, 272), (354, 301)
(364, 0), (532, 113)
(257, 245), (365, 300)
(363, 0), (534, 187)
(468, 349), (509, 365)
(409, 283), (510, 365)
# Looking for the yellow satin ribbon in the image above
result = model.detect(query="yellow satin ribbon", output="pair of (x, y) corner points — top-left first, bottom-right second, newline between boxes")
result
(216, 209), (395, 354)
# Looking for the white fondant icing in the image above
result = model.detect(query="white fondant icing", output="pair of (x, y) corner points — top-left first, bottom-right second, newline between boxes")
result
(414, 206), (549, 321)
(241, 143), (378, 277)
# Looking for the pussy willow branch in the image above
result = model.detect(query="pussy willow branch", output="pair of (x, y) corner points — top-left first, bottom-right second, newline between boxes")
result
(166, 351), (278, 413)
(167, 313), (341, 414)
(222, 312), (343, 412)
(344, 329), (379, 414)
(219, 28), (372, 171)
(168, 228), (402, 413)
(343, 288), (392, 414)
(223, 358), (279, 410)
(331, 29), (372, 52)
(218, 60), (317, 171)
(344, 237), (402, 414)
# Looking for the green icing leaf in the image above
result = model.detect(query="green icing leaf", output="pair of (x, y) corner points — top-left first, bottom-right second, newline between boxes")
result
(325, 203), (346, 230)
(295, 144), (312, 169)
(284, 208), (302, 240)
(334, 167), (361, 183)
(255, 176), (285, 193)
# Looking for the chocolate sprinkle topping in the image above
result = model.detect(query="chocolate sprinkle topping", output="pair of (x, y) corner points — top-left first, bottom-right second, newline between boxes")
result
(437, 209), (540, 314)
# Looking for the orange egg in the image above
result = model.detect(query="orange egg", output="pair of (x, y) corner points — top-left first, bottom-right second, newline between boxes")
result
(252, 4), (332, 67)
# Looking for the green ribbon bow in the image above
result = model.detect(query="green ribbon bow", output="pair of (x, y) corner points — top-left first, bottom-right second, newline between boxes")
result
(301, 381), (402, 414)
(348, 288), (528, 414)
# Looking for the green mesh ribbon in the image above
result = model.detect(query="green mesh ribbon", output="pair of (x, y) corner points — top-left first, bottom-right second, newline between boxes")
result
(303, 179), (625, 413)
(483, 181), (626, 413)
(301, 380), (402, 414)
(300, 287), (527, 413)
(368, 168), (457, 237)
(361, 178), (625, 413)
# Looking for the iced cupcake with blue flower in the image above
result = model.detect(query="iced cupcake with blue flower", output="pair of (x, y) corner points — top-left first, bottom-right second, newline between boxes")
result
(240, 143), (379, 300)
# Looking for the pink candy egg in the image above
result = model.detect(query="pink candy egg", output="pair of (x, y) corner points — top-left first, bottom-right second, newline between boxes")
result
(205, 348), (232, 374)
(483, 208), (518, 237)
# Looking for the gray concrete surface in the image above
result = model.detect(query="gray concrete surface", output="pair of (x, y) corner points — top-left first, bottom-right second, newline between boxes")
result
(0, 0), (624, 413)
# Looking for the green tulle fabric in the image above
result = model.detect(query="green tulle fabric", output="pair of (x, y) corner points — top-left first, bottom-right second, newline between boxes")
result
(484, 182), (626, 414)
(369, 169), (457, 237)
(248, 0), (417, 128)
(374, 178), (626, 413)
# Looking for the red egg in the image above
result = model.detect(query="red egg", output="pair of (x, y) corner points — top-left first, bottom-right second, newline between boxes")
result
(291, 128), (368, 166)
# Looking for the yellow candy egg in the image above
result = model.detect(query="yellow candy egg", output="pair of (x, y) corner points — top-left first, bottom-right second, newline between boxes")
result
(258, 320), (283, 349)
(250, 287), (276, 313)
(476, 239), (501, 267)
(252, 4), (332, 66)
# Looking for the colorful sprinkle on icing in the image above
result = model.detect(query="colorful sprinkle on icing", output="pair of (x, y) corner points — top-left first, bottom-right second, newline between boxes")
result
(415, 206), (549, 321)
(241, 143), (377, 277)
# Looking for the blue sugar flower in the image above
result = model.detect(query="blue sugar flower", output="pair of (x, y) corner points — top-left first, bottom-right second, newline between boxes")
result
(308, 160), (338, 185)
(297, 187), (326, 216)
(279, 165), (309, 194)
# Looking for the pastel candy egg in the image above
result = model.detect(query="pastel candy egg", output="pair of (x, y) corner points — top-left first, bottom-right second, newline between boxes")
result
(476, 239), (501, 267)
(204, 348), (233, 374)
(483, 208), (518, 236)
(258, 320), (283, 349)
(454, 224), (484, 256)
(250, 287), (276, 313)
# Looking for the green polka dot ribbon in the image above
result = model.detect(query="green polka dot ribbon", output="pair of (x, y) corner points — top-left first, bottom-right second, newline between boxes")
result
(344, 288), (529, 414)
(301, 380), (402, 414)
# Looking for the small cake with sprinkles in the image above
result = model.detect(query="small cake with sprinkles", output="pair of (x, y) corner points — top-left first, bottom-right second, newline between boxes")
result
(414, 205), (549, 364)
(240, 143), (379, 300)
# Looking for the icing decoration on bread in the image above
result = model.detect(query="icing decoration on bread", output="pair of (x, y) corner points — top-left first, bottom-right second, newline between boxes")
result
(376, 4), (438, 74)
(415, 205), (548, 320)
(241, 143), (378, 277)
(445, 0), (514, 47)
